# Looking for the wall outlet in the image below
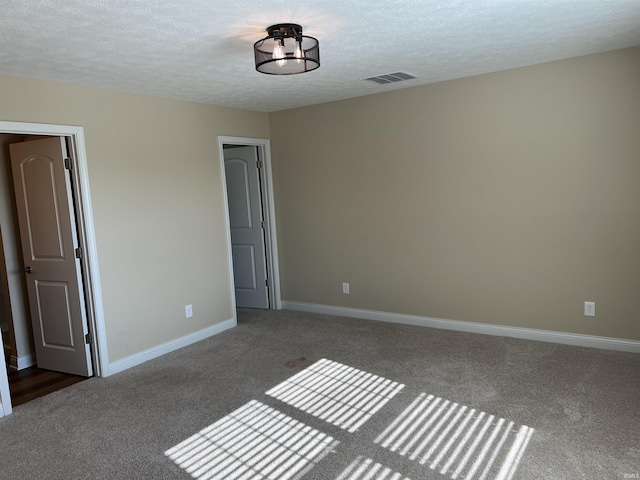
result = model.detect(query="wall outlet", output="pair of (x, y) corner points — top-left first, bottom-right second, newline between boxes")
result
(342, 282), (350, 295)
(185, 304), (193, 318)
(584, 301), (595, 317)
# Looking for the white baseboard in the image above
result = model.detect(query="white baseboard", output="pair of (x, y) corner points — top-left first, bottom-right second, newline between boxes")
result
(282, 301), (640, 354)
(105, 318), (237, 377)
(17, 353), (36, 370)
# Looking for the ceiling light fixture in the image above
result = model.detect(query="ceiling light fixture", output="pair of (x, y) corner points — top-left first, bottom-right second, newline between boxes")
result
(254, 23), (319, 75)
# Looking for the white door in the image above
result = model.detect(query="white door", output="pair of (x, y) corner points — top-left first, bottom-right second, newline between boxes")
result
(224, 146), (269, 309)
(9, 137), (92, 376)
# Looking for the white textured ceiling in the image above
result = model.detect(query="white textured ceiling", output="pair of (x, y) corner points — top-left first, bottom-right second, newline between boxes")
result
(1, 1), (639, 112)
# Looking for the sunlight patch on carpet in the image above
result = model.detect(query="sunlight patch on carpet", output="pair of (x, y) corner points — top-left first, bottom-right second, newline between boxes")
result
(374, 393), (534, 480)
(335, 456), (412, 480)
(266, 358), (405, 433)
(165, 400), (338, 480)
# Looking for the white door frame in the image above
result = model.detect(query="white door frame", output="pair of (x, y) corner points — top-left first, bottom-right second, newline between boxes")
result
(0, 328), (10, 416)
(218, 136), (281, 310)
(0, 121), (108, 417)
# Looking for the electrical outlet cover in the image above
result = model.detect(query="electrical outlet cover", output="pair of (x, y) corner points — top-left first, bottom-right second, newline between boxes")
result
(584, 301), (595, 317)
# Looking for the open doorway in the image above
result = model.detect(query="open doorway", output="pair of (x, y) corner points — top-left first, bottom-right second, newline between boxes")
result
(0, 122), (107, 416)
(218, 136), (281, 311)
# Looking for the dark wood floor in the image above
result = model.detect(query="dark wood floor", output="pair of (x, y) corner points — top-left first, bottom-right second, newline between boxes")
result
(7, 364), (87, 407)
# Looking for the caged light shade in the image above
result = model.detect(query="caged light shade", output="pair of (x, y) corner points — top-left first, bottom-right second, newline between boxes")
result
(254, 23), (320, 75)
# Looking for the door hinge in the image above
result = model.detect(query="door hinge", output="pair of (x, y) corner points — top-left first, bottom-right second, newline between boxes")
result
(266, 278), (271, 287)
(85, 333), (92, 344)
(75, 247), (83, 259)
(64, 158), (72, 170)
(261, 220), (265, 229)
(256, 159), (263, 169)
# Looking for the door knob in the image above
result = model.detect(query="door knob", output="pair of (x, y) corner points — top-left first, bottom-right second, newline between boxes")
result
(25, 266), (34, 274)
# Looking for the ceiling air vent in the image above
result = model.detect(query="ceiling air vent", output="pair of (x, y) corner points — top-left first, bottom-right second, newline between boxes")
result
(363, 72), (417, 85)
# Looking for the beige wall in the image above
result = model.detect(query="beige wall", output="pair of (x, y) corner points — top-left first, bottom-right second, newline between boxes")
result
(1, 46), (637, 369)
(0, 75), (270, 362)
(270, 47), (640, 341)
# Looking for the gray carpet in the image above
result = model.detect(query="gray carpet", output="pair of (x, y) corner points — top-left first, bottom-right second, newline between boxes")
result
(1, 308), (638, 479)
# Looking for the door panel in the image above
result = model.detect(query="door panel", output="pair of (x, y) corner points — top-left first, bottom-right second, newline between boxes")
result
(226, 161), (253, 229)
(224, 146), (269, 309)
(36, 281), (76, 349)
(231, 244), (257, 290)
(21, 159), (65, 258)
(9, 137), (92, 376)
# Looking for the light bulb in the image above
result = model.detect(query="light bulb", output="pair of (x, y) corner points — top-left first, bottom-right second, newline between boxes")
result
(273, 39), (286, 67)
(294, 41), (304, 63)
